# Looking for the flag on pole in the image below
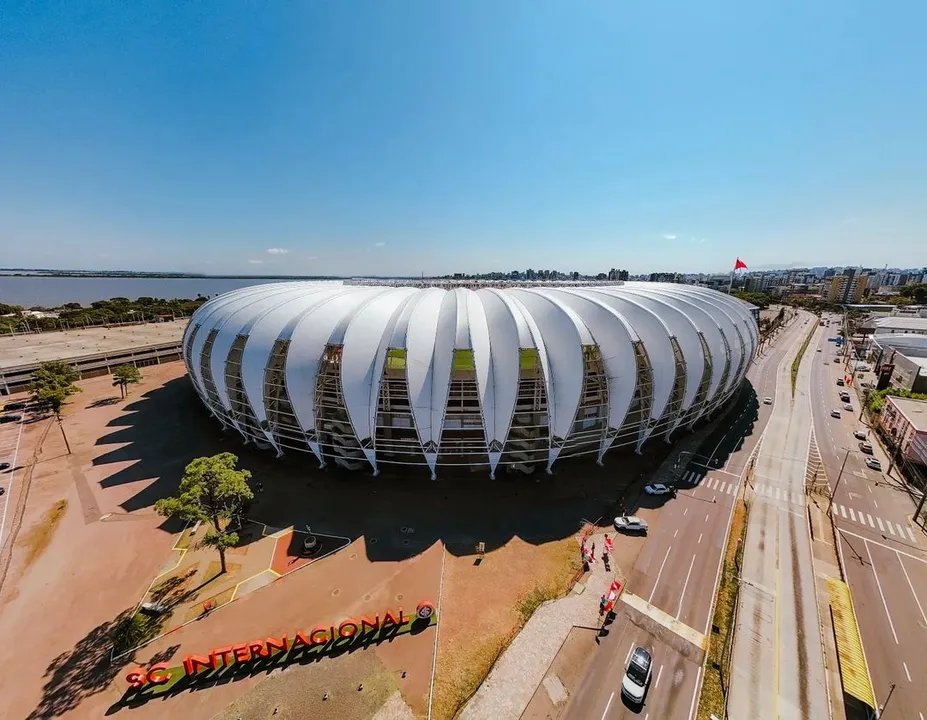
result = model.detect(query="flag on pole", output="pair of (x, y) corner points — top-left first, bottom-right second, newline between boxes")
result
(734, 258), (748, 270)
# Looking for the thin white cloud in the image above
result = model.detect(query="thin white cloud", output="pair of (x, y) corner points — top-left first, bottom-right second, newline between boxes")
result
(375, 241), (386, 247)
(307, 255), (318, 260)
(661, 234), (677, 240)
(266, 248), (289, 255)
(247, 259), (263, 264)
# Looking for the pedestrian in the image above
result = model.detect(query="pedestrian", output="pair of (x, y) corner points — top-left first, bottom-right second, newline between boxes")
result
(591, 541), (596, 557)
(599, 594), (607, 616)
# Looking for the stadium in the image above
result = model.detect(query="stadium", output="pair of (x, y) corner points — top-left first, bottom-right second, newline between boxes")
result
(182, 281), (758, 478)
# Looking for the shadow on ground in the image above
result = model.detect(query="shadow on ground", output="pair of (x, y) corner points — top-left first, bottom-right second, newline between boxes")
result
(91, 376), (759, 563)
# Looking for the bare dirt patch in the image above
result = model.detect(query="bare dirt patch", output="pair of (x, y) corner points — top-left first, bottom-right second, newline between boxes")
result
(432, 537), (581, 720)
(17, 498), (68, 569)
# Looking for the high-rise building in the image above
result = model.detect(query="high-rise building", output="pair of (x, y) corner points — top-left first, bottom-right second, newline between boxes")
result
(827, 270), (869, 304)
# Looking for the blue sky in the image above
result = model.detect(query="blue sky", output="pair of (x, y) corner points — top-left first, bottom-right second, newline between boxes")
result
(1, 1), (924, 276)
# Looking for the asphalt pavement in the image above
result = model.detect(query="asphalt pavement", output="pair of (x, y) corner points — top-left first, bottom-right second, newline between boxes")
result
(561, 309), (809, 720)
(811, 312), (927, 720)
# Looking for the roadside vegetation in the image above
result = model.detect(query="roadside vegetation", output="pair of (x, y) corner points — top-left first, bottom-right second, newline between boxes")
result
(866, 386), (927, 414)
(31, 360), (82, 415)
(0, 295), (205, 333)
(698, 497), (750, 720)
(791, 320), (817, 398)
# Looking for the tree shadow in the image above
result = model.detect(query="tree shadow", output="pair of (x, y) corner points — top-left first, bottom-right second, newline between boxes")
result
(88, 397), (121, 408)
(26, 610), (134, 720)
(89, 372), (758, 563)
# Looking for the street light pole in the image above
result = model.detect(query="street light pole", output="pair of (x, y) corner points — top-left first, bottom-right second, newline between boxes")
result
(877, 681), (896, 717)
(827, 448), (851, 516)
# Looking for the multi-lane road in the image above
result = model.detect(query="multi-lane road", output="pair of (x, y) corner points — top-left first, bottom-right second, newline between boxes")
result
(562, 307), (810, 720)
(812, 313), (927, 720)
(0, 410), (25, 552)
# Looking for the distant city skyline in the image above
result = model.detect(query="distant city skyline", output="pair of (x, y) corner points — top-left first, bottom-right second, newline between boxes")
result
(2, 2), (925, 275)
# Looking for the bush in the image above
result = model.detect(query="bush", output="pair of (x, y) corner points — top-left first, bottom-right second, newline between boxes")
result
(112, 612), (164, 654)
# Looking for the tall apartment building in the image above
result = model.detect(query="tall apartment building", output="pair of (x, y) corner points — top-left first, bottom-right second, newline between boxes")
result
(827, 270), (869, 304)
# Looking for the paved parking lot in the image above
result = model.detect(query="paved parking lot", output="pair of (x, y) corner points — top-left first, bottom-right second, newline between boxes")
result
(0, 411), (25, 548)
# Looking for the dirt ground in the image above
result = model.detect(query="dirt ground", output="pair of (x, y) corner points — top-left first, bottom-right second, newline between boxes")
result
(0, 362), (676, 720)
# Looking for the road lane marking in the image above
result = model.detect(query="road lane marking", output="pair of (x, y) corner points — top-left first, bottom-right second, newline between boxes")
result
(887, 523), (896, 536)
(904, 661), (911, 682)
(719, 482), (727, 493)
(728, 484), (734, 495)
(688, 666), (702, 720)
(601, 691), (614, 720)
(876, 518), (884, 532)
(677, 554), (697, 618)
(656, 664), (663, 688)
(839, 505), (847, 519)
(649, 547), (672, 603)
(698, 533), (702, 544)
(897, 552), (927, 628)
(867, 514), (875, 529)
(705, 512), (709, 522)
(849, 508), (857, 522)
(906, 526), (916, 542)
(622, 592), (708, 650)
(865, 540), (899, 644)
(683, 507), (688, 516)
(674, 529), (678, 538)
(839, 528), (927, 562)
(625, 645), (633, 666)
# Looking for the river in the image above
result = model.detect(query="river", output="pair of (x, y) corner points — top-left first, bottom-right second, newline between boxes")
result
(0, 276), (344, 307)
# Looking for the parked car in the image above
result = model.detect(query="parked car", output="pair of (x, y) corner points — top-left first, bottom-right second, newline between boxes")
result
(853, 429), (867, 440)
(834, 358), (841, 363)
(621, 646), (653, 705)
(614, 516), (649, 534)
(859, 441), (873, 454)
(816, 348), (822, 352)
(836, 379), (844, 386)
(644, 483), (674, 496)
(831, 409), (841, 418)
(865, 457), (882, 471)
(839, 393), (850, 403)
(0, 414), (22, 424)
(3, 402), (26, 411)
(844, 403), (853, 412)
(0, 462), (9, 471)
(763, 397), (772, 405)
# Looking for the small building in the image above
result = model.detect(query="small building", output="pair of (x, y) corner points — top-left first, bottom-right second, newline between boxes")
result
(880, 396), (927, 466)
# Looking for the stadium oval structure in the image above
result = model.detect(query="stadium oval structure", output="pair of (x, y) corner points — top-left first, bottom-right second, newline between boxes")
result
(182, 282), (758, 478)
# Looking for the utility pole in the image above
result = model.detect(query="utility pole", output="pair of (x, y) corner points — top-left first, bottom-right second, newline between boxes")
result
(877, 682), (896, 717)
(827, 448), (851, 515)
(57, 415), (71, 455)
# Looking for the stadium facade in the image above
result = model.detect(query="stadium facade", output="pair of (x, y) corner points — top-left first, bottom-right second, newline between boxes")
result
(182, 281), (758, 478)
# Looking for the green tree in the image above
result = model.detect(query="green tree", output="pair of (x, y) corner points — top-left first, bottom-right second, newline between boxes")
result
(112, 364), (142, 398)
(154, 453), (254, 574)
(31, 360), (82, 415)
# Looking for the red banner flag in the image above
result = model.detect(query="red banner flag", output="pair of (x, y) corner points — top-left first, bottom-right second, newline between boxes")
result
(734, 258), (748, 270)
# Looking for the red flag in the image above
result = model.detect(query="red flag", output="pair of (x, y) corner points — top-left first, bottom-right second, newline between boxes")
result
(734, 258), (748, 270)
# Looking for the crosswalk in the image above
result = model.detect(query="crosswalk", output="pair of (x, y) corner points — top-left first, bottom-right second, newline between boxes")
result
(697, 475), (738, 495)
(753, 482), (806, 507)
(831, 503), (917, 542)
(679, 469), (706, 485)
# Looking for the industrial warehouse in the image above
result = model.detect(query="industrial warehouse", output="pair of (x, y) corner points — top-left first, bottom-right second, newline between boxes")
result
(182, 281), (758, 477)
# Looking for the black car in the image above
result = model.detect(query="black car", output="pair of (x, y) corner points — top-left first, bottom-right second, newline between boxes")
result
(0, 462), (10, 471)
(0, 414), (22, 424)
(3, 402), (26, 411)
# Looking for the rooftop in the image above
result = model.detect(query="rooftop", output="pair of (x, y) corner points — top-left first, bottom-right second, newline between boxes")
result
(869, 317), (927, 331)
(886, 395), (927, 432)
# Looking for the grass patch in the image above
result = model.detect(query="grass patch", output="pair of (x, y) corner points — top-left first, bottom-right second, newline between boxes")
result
(698, 499), (749, 720)
(18, 499), (68, 569)
(791, 321), (817, 398)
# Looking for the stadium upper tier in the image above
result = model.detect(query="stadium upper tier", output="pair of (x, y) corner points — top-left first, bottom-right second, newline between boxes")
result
(183, 281), (758, 477)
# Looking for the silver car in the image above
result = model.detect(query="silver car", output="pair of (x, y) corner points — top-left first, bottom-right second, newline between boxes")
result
(614, 515), (648, 534)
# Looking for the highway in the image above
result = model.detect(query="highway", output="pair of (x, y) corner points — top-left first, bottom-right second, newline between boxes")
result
(727, 309), (829, 720)
(0, 411), (25, 549)
(811, 313), (927, 720)
(562, 307), (809, 720)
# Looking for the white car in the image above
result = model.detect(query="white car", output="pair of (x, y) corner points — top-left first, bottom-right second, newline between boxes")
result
(614, 516), (649, 534)
(843, 403), (853, 412)
(865, 457), (882, 471)
(853, 429), (867, 440)
(831, 409), (841, 418)
(763, 397), (772, 405)
(622, 646), (653, 705)
(644, 483), (673, 496)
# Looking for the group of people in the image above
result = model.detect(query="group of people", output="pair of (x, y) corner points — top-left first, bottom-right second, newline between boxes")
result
(581, 533), (613, 568)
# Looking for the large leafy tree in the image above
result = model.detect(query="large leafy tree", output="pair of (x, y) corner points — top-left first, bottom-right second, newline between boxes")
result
(155, 453), (254, 574)
(112, 364), (142, 398)
(31, 360), (82, 415)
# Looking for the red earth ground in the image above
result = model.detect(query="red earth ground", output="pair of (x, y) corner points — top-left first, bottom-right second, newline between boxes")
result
(0, 363), (673, 719)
